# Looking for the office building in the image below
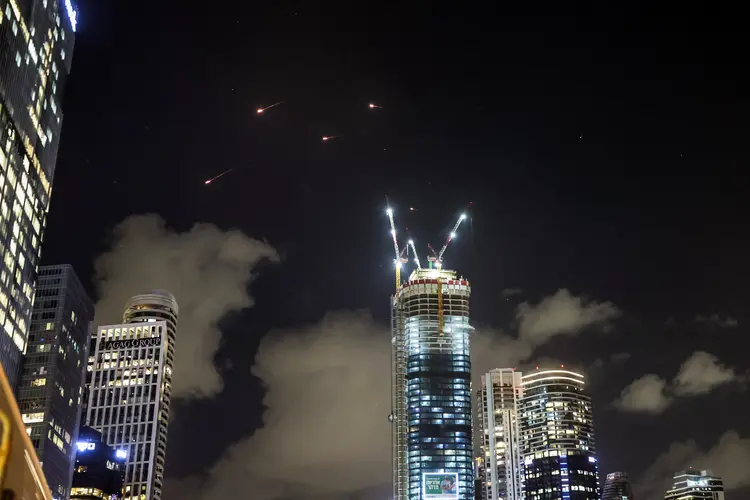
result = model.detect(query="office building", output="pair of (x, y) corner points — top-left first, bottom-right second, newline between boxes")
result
(85, 291), (176, 500)
(0, 0), (78, 389)
(16, 264), (93, 499)
(71, 426), (125, 499)
(478, 368), (523, 500)
(519, 369), (598, 500)
(602, 471), (633, 500)
(391, 268), (473, 500)
(664, 470), (724, 500)
(474, 457), (485, 500)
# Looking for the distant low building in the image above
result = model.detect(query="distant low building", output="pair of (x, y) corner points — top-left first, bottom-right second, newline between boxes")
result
(71, 426), (125, 500)
(602, 471), (633, 500)
(664, 470), (724, 500)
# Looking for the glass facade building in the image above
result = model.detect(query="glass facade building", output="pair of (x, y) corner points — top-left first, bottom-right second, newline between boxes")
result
(478, 369), (523, 500)
(664, 470), (724, 500)
(71, 426), (125, 500)
(391, 268), (473, 500)
(602, 471), (633, 500)
(519, 369), (598, 500)
(16, 264), (93, 499)
(85, 291), (177, 500)
(0, 0), (77, 388)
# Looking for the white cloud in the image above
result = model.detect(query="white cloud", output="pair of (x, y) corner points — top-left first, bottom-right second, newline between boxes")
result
(695, 314), (739, 328)
(165, 289), (619, 500)
(613, 374), (671, 414)
(614, 351), (741, 413)
(516, 289), (621, 345)
(673, 351), (738, 396)
(636, 431), (750, 498)
(94, 214), (278, 398)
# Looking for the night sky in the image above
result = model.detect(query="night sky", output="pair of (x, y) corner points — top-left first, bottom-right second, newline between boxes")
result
(41, 2), (748, 499)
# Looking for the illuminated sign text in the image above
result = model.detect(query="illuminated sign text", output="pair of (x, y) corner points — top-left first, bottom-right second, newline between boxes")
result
(101, 337), (161, 351)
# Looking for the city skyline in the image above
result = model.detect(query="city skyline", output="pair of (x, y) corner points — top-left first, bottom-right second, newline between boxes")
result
(1, 0), (747, 499)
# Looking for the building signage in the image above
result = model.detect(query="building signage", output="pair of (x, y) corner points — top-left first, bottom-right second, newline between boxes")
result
(64, 0), (77, 32)
(423, 473), (459, 500)
(106, 460), (116, 470)
(101, 337), (161, 351)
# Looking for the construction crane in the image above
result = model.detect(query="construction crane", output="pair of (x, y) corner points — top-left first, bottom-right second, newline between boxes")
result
(407, 239), (421, 269)
(386, 198), (408, 290)
(385, 198), (472, 292)
(436, 203), (472, 266)
(426, 203), (472, 335)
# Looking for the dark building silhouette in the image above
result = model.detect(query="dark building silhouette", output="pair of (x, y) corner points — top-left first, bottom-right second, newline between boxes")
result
(16, 265), (94, 499)
(71, 426), (125, 499)
(603, 472), (634, 500)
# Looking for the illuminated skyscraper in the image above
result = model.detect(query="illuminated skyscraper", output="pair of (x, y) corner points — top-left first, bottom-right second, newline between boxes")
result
(478, 369), (523, 500)
(519, 369), (598, 500)
(602, 471), (633, 500)
(0, 0), (77, 388)
(85, 291), (177, 500)
(16, 265), (93, 500)
(391, 268), (473, 500)
(664, 470), (724, 500)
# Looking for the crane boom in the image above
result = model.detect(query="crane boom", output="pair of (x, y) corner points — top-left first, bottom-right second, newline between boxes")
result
(386, 208), (400, 261)
(386, 197), (405, 289)
(408, 239), (422, 269)
(437, 204), (472, 262)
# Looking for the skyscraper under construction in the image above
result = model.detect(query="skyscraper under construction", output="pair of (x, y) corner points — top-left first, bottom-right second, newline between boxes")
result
(391, 267), (473, 500)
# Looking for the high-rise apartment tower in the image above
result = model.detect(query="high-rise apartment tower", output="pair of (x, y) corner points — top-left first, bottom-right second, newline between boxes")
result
(602, 471), (634, 500)
(519, 369), (598, 500)
(478, 369), (523, 500)
(85, 291), (177, 500)
(391, 268), (473, 500)
(664, 470), (724, 500)
(16, 265), (93, 499)
(0, 0), (77, 388)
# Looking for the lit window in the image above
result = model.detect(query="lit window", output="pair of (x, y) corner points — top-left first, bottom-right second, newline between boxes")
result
(31, 378), (46, 386)
(22, 412), (44, 424)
